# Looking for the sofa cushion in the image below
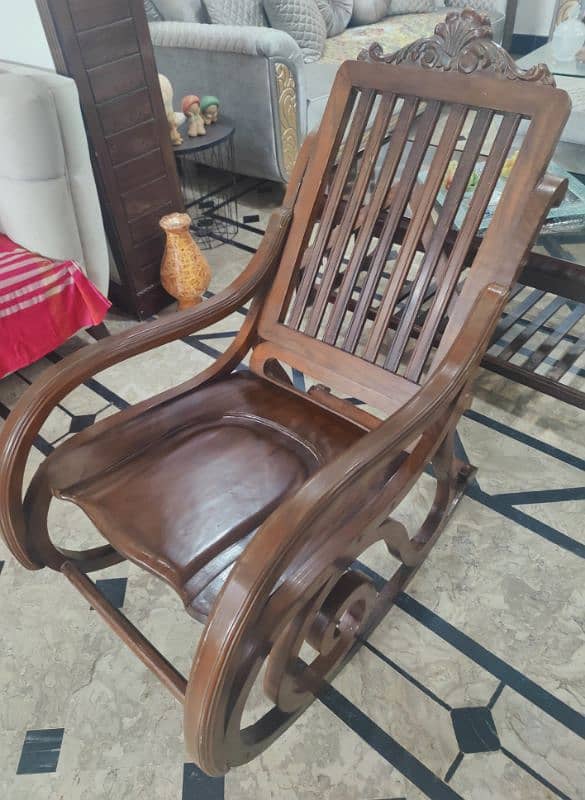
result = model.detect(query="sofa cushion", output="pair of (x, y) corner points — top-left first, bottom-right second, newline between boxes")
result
(316, 0), (353, 36)
(304, 61), (339, 129)
(445, 0), (500, 11)
(203, 0), (265, 26)
(154, 0), (208, 22)
(264, 0), (327, 62)
(351, 0), (387, 25)
(321, 9), (504, 64)
(389, 0), (435, 13)
(321, 10), (428, 62)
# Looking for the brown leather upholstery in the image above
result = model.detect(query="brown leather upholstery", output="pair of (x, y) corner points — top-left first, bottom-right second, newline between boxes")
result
(49, 373), (364, 617)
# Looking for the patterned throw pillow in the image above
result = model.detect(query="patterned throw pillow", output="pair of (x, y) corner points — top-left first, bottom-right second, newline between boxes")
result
(264, 0), (327, 61)
(155, 0), (209, 21)
(203, 0), (265, 26)
(388, 0), (436, 14)
(351, 0), (387, 26)
(316, 0), (353, 36)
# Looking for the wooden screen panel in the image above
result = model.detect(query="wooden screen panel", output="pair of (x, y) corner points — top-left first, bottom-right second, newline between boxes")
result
(36, 0), (184, 318)
(68, 0), (131, 30)
(88, 54), (144, 104)
(257, 60), (570, 408)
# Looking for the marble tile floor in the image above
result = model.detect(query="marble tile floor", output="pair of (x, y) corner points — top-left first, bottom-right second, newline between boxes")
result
(0, 178), (584, 800)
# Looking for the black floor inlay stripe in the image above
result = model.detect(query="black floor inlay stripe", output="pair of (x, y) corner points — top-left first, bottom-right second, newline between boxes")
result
(212, 213), (265, 235)
(44, 352), (129, 411)
(183, 336), (229, 361)
(395, 593), (585, 740)
(0, 401), (53, 456)
(450, 707), (500, 753)
(16, 728), (64, 775)
(500, 747), (573, 800)
(465, 409), (585, 471)
(93, 578), (127, 610)
(444, 751), (464, 783)
(491, 486), (585, 505)
(354, 562), (584, 741)
(68, 413), (98, 434)
(182, 763), (224, 799)
(320, 686), (464, 800)
(196, 331), (239, 341)
(363, 640), (451, 712)
(466, 484), (585, 558)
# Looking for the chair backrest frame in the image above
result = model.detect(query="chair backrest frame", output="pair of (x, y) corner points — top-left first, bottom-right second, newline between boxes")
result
(252, 11), (570, 414)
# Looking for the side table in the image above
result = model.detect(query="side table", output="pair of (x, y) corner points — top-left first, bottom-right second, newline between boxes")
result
(486, 46), (585, 409)
(173, 121), (238, 250)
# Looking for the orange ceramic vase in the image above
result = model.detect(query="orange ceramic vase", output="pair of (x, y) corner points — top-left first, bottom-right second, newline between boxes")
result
(159, 212), (211, 310)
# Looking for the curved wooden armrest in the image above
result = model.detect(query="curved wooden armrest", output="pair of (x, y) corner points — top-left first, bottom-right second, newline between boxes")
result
(185, 282), (508, 775)
(540, 172), (568, 209)
(0, 125), (320, 571)
(0, 206), (292, 570)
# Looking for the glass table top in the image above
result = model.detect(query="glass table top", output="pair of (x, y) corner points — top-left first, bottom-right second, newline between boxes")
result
(517, 41), (585, 80)
(351, 56), (585, 269)
(516, 44), (585, 266)
(408, 116), (585, 268)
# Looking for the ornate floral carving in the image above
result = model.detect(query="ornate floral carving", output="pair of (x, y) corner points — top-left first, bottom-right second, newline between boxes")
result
(359, 8), (556, 87)
(275, 63), (300, 180)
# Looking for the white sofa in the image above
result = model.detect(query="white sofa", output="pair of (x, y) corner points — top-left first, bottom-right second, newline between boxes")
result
(0, 61), (109, 295)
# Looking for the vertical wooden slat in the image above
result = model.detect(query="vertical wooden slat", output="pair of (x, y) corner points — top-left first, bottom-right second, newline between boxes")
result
(386, 109), (494, 374)
(323, 96), (419, 346)
(364, 103), (468, 364)
(305, 92), (399, 339)
(342, 100), (442, 355)
(410, 113), (521, 381)
(288, 90), (375, 330)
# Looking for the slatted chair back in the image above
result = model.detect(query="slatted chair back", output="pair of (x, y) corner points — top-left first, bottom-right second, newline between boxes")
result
(253, 12), (570, 414)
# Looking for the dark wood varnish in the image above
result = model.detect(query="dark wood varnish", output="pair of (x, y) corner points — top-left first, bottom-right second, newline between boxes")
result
(0, 10), (571, 779)
(36, 0), (184, 318)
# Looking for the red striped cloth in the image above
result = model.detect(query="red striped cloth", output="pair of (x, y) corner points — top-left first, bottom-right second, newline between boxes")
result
(0, 234), (110, 378)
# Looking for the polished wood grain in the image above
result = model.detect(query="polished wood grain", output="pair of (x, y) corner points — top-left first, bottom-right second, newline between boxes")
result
(36, 0), (184, 318)
(0, 10), (571, 777)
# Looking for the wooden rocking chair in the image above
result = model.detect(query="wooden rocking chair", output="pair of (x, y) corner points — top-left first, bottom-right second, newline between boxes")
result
(0, 10), (570, 777)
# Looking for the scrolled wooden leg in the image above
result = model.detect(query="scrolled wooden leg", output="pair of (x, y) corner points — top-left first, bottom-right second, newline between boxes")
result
(184, 528), (392, 775)
(382, 425), (476, 570)
(265, 569), (378, 713)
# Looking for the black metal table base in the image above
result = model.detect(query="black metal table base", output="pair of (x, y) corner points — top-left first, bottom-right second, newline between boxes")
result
(174, 122), (238, 250)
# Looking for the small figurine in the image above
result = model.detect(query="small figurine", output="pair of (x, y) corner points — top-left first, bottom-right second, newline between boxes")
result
(182, 95), (206, 137)
(200, 95), (220, 126)
(158, 74), (184, 146)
